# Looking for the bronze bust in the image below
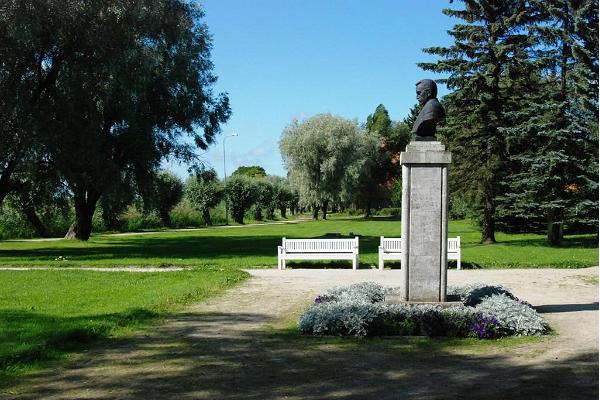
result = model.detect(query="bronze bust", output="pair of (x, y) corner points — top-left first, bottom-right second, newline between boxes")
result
(411, 79), (445, 140)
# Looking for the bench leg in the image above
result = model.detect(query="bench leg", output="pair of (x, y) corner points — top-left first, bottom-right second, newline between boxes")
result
(378, 253), (384, 270)
(352, 256), (357, 270)
(457, 258), (461, 270)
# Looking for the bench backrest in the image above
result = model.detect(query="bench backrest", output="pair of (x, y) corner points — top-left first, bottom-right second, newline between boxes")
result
(282, 237), (358, 253)
(380, 236), (460, 253)
(447, 237), (460, 252)
(381, 237), (402, 251)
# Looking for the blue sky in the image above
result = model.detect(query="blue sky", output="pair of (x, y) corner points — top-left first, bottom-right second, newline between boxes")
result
(165, 0), (457, 179)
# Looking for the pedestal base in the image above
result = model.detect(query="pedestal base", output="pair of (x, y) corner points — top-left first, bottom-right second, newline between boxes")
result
(400, 141), (451, 302)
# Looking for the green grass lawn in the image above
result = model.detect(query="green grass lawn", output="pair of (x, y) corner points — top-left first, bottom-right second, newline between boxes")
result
(0, 218), (596, 268)
(0, 267), (248, 387)
(0, 217), (596, 387)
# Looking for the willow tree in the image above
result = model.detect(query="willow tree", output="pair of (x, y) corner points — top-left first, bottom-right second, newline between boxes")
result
(279, 114), (367, 220)
(14, 0), (230, 240)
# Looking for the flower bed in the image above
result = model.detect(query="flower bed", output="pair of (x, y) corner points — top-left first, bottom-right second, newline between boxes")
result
(298, 282), (549, 338)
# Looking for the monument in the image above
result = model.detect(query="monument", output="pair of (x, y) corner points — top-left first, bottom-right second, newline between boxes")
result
(399, 79), (451, 302)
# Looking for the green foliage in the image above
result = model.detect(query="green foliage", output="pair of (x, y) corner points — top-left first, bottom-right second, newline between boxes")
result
(232, 165), (267, 179)
(279, 114), (368, 219)
(1, 0), (230, 240)
(419, 0), (536, 244)
(151, 171), (184, 228)
(497, 0), (599, 244)
(358, 105), (412, 216)
(226, 174), (257, 224)
(185, 169), (223, 226)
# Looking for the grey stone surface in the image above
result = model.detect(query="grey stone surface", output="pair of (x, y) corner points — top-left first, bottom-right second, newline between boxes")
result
(400, 141), (451, 302)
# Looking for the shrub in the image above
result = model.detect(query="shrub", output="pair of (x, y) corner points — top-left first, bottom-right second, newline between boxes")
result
(298, 301), (381, 336)
(170, 203), (205, 228)
(475, 294), (549, 336)
(448, 283), (516, 307)
(300, 283), (548, 339)
(324, 282), (385, 304)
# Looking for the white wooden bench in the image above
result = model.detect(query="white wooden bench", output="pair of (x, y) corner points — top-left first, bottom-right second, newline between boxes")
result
(378, 236), (461, 270)
(278, 237), (359, 270)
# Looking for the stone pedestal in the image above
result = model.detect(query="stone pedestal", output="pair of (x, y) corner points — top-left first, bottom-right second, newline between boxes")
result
(400, 141), (451, 302)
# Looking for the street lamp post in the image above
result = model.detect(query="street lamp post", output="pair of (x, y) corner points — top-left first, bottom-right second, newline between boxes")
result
(223, 133), (238, 225)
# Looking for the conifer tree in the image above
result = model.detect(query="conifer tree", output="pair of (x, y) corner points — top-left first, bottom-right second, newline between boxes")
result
(499, 0), (598, 244)
(419, 0), (533, 244)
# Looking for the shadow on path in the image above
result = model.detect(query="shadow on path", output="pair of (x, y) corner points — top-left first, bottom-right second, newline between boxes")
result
(535, 303), (599, 313)
(14, 310), (599, 400)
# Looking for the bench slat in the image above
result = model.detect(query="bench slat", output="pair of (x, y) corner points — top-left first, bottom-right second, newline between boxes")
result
(378, 236), (461, 270)
(278, 237), (359, 270)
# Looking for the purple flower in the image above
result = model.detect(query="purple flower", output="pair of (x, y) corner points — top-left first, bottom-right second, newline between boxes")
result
(315, 294), (332, 304)
(470, 313), (500, 339)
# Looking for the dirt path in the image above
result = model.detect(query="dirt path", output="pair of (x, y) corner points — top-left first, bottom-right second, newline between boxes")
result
(8, 267), (598, 400)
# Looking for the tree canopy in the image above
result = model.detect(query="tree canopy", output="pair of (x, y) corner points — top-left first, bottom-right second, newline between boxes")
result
(279, 114), (368, 219)
(1, 0), (230, 240)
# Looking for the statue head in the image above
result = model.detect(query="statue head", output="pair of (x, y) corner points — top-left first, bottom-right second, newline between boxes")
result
(415, 79), (437, 106)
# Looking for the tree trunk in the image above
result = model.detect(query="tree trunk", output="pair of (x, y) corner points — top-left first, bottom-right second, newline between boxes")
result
(322, 200), (329, 220)
(254, 207), (263, 221)
(480, 188), (496, 244)
(364, 199), (372, 218)
(202, 209), (212, 226)
(0, 157), (18, 207)
(23, 204), (50, 238)
(266, 208), (275, 220)
(279, 207), (287, 218)
(547, 210), (564, 246)
(65, 189), (100, 240)
(159, 208), (172, 227)
(312, 205), (320, 220)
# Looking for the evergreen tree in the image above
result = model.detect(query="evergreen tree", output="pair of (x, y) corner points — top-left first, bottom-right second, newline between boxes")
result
(358, 105), (411, 217)
(419, 0), (533, 244)
(498, 0), (599, 244)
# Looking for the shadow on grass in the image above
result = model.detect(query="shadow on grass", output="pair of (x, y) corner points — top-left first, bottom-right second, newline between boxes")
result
(472, 236), (598, 249)
(0, 308), (159, 386)
(13, 311), (599, 400)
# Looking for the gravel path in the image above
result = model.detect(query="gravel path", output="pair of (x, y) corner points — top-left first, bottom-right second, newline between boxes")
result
(7, 267), (598, 400)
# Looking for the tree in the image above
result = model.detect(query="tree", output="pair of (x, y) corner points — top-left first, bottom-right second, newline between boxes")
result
(0, 1), (57, 207)
(185, 169), (223, 226)
(498, 0), (599, 244)
(151, 171), (184, 228)
(252, 179), (276, 220)
(279, 114), (366, 220)
(232, 165), (267, 179)
(266, 176), (293, 218)
(7, 0), (231, 240)
(419, 0), (533, 244)
(226, 174), (256, 224)
(358, 105), (412, 216)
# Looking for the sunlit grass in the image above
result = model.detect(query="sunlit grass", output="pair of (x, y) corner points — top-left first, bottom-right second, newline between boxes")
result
(0, 218), (596, 269)
(0, 268), (248, 387)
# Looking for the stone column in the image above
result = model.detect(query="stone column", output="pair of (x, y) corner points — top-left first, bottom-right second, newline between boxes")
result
(400, 141), (451, 302)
